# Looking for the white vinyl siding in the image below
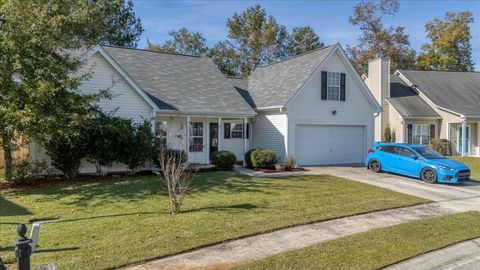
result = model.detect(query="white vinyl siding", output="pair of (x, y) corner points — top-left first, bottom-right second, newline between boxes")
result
(287, 49), (375, 165)
(252, 111), (287, 161)
(32, 53), (155, 174)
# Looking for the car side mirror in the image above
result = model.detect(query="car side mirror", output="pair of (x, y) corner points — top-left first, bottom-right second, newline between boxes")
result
(410, 154), (419, 160)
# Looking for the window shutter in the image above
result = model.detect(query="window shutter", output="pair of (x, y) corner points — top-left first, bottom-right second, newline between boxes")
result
(430, 125), (435, 141)
(224, 123), (231, 139)
(321, 71), (327, 100)
(340, 73), (346, 101)
(407, 124), (413, 144)
(246, 123), (250, 139)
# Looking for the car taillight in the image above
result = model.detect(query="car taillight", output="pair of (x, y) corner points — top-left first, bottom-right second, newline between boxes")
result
(368, 149), (374, 154)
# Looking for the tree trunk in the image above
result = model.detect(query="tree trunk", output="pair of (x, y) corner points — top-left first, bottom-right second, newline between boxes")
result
(2, 135), (13, 182)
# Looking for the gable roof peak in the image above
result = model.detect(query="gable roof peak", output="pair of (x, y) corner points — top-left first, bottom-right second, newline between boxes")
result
(100, 44), (203, 59)
(257, 44), (337, 69)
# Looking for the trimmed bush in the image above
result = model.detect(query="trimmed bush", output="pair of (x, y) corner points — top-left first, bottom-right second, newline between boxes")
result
(211, 151), (237, 170)
(245, 148), (262, 168)
(251, 149), (278, 168)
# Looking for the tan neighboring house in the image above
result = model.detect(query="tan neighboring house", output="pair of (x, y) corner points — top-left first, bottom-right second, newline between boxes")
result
(364, 57), (480, 157)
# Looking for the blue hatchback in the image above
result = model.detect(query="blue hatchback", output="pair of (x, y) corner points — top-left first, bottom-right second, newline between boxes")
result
(365, 142), (471, 184)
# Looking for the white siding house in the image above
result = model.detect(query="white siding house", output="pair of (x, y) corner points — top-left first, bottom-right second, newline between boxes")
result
(30, 43), (381, 173)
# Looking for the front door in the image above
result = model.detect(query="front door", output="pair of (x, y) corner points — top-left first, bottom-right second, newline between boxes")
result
(209, 123), (218, 161)
(458, 125), (471, 155)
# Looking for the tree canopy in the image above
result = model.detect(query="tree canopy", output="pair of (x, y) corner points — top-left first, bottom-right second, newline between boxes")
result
(347, 0), (416, 74)
(287, 26), (324, 56)
(0, 0), (143, 181)
(146, 28), (209, 56)
(417, 11), (475, 71)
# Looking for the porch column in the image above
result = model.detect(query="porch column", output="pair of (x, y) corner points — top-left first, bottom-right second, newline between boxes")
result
(477, 122), (480, 156)
(186, 116), (190, 153)
(400, 120), (405, 143)
(218, 117), (222, 151)
(206, 118), (210, 163)
(243, 117), (248, 166)
(461, 120), (467, 156)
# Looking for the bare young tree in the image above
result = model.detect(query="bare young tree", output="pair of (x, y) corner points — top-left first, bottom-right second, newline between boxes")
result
(158, 149), (195, 214)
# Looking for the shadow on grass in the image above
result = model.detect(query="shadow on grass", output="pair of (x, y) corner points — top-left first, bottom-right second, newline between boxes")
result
(56, 211), (158, 223)
(35, 247), (79, 253)
(19, 171), (286, 207)
(0, 196), (32, 216)
(183, 203), (264, 213)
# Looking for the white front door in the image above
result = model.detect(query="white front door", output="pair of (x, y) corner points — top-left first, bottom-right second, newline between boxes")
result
(295, 125), (365, 165)
(457, 125), (471, 155)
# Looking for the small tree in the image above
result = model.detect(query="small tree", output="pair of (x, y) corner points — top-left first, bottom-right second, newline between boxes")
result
(158, 148), (195, 214)
(383, 124), (392, 142)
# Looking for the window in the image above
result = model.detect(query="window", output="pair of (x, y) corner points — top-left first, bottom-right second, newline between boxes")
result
(397, 147), (414, 158)
(379, 146), (396, 154)
(231, 123), (243, 138)
(413, 147), (445, 159)
(155, 121), (167, 147)
(189, 122), (203, 152)
(327, 72), (341, 100)
(412, 125), (430, 145)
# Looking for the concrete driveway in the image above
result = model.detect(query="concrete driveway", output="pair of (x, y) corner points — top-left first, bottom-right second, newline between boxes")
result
(306, 166), (480, 270)
(305, 166), (480, 203)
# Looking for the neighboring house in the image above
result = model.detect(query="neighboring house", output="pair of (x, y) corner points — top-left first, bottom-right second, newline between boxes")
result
(31, 43), (381, 173)
(364, 57), (480, 157)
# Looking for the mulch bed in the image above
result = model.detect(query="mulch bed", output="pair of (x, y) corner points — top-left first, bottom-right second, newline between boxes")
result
(255, 168), (307, 174)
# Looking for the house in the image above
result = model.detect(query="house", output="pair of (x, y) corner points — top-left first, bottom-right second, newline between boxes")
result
(364, 57), (480, 157)
(31, 43), (381, 173)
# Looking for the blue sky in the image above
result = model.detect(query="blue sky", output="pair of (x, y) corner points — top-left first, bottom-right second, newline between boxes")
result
(132, 0), (480, 70)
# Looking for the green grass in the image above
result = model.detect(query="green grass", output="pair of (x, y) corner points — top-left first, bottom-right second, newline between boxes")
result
(450, 156), (480, 181)
(0, 172), (428, 269)
(235, 211), (480, 270)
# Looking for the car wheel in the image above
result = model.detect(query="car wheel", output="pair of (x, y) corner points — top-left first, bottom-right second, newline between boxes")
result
(368, 159), (381, 173)
(421, 168), (437, 184)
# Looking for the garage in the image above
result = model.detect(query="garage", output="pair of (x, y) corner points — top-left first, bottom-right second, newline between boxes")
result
(295, 125), (366, 165)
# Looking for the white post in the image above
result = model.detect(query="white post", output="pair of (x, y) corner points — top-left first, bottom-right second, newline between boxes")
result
(400, 120), (405, 143)
(462, 120), (467, 156)
(477, 122), (480, 156)
(206, 118), (210, 163)
(30, 223), (41, 253)
(244, 117), (248, 166)
(218, 117), (222, 151)
(186, 116), (190, 153)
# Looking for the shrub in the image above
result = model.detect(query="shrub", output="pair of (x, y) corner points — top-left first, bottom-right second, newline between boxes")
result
(120, 121), (155, 174)
(429, 138), (449, 155)
(383, 124), (392, 142)
(44, 134), (87, 178)
(251, 149), (278, 168)
(211, 151), (237, 170)
(11, 161), (55, 185)
(284, 154), (296, 170)
(245, 148), (262, 168)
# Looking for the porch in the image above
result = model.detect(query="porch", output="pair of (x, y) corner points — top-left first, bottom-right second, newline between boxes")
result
(155, 114), (253, 164)
(448, 121), (480, 157)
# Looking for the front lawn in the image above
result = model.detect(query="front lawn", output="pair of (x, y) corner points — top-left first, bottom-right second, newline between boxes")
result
(0, 172), (428, 269)
(450, 156), (480, 181)
(235, 211), (480, 270)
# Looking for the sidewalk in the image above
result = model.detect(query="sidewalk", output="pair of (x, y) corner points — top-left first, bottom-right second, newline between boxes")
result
(123, 202), (458, 270)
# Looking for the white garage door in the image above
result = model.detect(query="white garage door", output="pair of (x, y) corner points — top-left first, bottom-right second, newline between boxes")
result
(295, 125), (365, 165)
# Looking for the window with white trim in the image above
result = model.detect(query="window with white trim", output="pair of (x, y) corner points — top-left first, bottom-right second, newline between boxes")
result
(231, 123), (243, 138)
(327, 72), (341, 100)
(412, 125), (430, 145)
(189, 122), (203, 152)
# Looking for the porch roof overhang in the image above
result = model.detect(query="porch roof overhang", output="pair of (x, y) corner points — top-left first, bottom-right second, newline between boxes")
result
(155, 109), (256, 118)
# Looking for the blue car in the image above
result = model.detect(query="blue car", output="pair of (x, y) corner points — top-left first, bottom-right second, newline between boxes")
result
(365, 142), (471, 184)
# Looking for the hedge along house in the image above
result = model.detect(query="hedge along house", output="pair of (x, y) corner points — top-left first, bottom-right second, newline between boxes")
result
(31, 43), (381, 173)
(364, 57), (480, 156)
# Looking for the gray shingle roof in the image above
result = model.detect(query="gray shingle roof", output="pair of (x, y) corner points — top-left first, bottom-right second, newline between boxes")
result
(399, 70), (480, 117)
(388, 74), (440, 118)
(101, 45), (256, 116)
(247, 45), (335, 108)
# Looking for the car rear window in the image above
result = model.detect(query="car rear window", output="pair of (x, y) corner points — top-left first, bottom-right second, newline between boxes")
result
(379, 146), (396, 154)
